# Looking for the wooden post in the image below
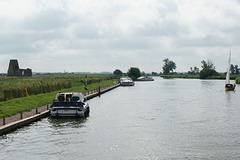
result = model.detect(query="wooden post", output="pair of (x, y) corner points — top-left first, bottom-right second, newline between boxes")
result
(36, 108), (38, 114)
(98, 86), (101, 95)
(3, 117), (5, 125)
(47, 104), (49, 110)
(20, 112), (23, 119)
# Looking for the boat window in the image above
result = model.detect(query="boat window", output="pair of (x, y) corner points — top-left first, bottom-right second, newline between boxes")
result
(71, 96), (79, 101)
(66, 94), (72, 102)
(58, 95), (65, 101)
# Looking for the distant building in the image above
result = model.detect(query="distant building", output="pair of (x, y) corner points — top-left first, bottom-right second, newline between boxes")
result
(7, 59), (32, 77)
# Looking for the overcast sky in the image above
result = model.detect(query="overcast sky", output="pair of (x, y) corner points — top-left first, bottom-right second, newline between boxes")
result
(1, 0), (240, 73)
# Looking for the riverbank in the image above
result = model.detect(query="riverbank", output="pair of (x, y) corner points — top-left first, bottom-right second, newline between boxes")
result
(0, 83), (120, 135)
(0, 78), (117, 118)
(160, 74), (240, 81)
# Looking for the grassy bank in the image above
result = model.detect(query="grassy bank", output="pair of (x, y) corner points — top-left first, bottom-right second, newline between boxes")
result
(0, 74), (117, 118)
(160, 75), (200, 79)
(0, 74), (114, 101)
(160, 74), (239, 80)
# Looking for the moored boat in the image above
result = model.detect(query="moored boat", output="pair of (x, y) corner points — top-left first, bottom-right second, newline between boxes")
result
(120, 77), (134, 86)
(137, 76), (154, 81)
(50, 92), (90, 117)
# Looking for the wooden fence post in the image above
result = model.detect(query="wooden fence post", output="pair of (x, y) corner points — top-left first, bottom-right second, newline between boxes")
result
(98, 86), (101, 95)
(36, 108), (39, 114)
(3, 117), (5, 125)
(20, 112), (23, 119)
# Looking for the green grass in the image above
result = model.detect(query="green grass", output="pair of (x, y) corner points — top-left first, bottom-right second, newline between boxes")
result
(0, 74), (118, 118)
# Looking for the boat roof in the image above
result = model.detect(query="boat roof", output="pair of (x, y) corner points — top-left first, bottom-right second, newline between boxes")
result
(57, 92), (83, 95)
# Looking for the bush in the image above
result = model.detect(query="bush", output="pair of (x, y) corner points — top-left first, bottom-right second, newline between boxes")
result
(236, 77), (240, 84)
(200, 69), (219, 79)
(127, 67), (141, 81)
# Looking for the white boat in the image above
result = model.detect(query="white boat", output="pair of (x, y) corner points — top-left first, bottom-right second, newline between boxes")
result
(50, 92), (90, 117)
(137, 76), (154, 81)
(120, 77), (134, 86)
(225, 51), (236, 91)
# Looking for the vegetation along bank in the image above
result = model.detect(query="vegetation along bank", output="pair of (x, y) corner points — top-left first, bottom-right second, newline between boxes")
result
(160, 58), (240, 84)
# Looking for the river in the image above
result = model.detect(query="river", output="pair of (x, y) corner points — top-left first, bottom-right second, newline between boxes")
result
(1, 77), (240, 160)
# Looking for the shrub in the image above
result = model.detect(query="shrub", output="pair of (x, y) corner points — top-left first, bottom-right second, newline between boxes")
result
(200, 69), (219, 79)
(236, 77), (240, 84)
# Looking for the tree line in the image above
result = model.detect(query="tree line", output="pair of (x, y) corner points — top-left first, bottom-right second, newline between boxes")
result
(113, 58), (240, 80)
(162, 58), (240, 79)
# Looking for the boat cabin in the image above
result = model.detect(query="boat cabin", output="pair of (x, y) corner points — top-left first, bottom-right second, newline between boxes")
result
(55, 92), (84, 102)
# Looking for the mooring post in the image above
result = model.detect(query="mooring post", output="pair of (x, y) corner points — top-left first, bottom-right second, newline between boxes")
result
(98, 86), (101, 95)
(36, 108), (38, 114)
(20, 112), (23, 119)
(3, 117), (5, 125)
(47, 104), (49, 110)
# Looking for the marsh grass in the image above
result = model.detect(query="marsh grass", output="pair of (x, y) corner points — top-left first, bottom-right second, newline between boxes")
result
(0, 74), (114, 101)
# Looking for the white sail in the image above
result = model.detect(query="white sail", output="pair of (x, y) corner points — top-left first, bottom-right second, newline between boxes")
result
(226, 51), (231, 84)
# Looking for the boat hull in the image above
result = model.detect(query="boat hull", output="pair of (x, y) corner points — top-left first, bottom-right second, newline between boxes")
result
(50, 108), (89, 117)
(225, 84), (235, 91)
(50, 102), (90, 117)
(120, 82), (135, 86)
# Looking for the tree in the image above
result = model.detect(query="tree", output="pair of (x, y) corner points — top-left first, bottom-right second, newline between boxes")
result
(152, 72), (157, 75)
(235, 65), (239, 75)
(194, 66), (200, 74)
(228, 64), (239, 75)
(113, 69), (123, 75)
(127, 67), (141, 80)
(162, 58), (176, 75)
(200, 69), (219, 79)
(200, 59), (219, 79)
(201, 59), (215, 70)
(231, 64), (235, 75)
(188, 66), (199, 75)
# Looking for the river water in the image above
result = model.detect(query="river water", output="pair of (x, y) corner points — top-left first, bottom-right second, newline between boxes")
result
(1, 77), (240, 160)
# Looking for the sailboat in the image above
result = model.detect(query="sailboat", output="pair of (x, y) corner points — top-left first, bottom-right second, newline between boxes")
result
(225, 51), (236, 91)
